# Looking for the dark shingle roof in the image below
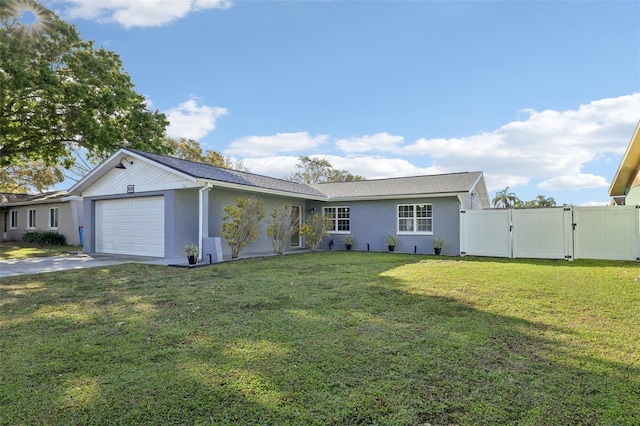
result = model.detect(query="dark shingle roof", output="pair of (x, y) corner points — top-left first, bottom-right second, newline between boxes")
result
(0, 191), (68, 205)
(124, 149), (486, 204)
(130, 149), (326, 198)
(311, 172), (485, 199)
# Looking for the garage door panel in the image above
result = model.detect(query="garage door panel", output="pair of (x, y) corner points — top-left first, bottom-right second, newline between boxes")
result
(96, 197), (165, 257)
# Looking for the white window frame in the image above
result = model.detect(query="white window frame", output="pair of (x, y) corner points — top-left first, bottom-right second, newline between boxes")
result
(49, 207), (59, 229)
(27, 209), (36, 229)
(10, 210), (18, 229)
(323, 206), (351, 234)
(397, 203), (433, 235)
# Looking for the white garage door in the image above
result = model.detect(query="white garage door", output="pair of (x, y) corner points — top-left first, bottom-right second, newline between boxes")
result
(95, 197), (165, 257)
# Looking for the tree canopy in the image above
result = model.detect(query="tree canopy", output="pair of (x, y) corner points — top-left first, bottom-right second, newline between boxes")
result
(492, 187), (520, 208)
(0, 158), (63, 192)
(163, 137), (247, 171)
(0, 0), (169, 170)
(288, 156), (365, 184)
(492, 187), (558, 208)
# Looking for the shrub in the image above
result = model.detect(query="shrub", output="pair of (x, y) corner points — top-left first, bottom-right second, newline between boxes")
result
(221, 196), (265, 258)
(299, 213), (332, 251)
(266, 204), (299, 255)
(22, 230), (66, 245)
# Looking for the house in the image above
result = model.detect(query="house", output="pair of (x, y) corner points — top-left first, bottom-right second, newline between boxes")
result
(68, 148), (489, 261)
(609, 119), (640, 205)
(0, 191), (84, 245)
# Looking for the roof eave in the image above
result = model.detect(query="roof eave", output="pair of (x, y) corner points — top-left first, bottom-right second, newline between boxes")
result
(323, 191), (470, 202)
(196, 179), (327, 201)
(0, 197), (68, 207)
(609, 120), (640, 196)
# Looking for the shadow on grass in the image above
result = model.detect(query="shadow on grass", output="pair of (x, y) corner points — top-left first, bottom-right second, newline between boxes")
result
(0, 253), (638, 425)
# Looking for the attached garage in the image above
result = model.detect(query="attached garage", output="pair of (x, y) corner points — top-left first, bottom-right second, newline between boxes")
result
(95, 196), (165, 257)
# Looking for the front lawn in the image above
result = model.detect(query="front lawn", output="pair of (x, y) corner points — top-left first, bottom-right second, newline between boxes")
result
(0, 241), (83, 260)
(0, 253), (638, 425)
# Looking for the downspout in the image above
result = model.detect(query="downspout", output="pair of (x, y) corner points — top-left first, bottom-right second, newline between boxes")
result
(198, 183), (212, 261)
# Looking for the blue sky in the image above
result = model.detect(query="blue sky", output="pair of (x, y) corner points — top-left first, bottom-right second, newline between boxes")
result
(45, 0), (639, 205)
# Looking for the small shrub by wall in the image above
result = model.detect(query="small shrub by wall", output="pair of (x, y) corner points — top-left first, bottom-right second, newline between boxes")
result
(22, 231), (67, 246)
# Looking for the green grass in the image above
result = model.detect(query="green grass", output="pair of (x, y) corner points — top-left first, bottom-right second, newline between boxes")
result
(0, 241), (83, 260)
(1, 252), (638, 425)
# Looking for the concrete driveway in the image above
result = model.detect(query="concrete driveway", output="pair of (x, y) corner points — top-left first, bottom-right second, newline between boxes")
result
(0, 253), (183, 278)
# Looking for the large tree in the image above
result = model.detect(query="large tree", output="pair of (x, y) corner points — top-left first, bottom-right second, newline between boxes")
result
(0, 158), (63, 192)
(288, 156), (365, 184)
(0, 0), (169, 171)
(163, 137), (247, 171)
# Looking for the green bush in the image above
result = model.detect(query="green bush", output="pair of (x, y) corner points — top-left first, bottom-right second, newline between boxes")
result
(22, 230), (66, 245)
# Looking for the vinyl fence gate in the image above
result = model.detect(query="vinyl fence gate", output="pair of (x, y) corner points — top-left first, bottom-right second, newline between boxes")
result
(460, 205), (640, 261)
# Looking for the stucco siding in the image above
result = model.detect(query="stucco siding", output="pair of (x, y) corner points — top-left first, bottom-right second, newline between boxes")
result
(169, 189), (200, 258)
(625, 185), (640, 205)
(207, 188), (307, 258)
(624, 167), (640, 205)
(2, 202), (80, 245)
(307, 197), (461, 255)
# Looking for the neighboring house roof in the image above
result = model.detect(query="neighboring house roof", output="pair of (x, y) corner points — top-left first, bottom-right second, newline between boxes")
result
(312, 171), (489, 204)
(130, 149), (327, 198)
(609, 119), (640, 197)
(0, 190), (69, 206)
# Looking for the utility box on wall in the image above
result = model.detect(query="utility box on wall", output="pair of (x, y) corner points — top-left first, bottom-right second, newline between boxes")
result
(202, 237), (223, 263)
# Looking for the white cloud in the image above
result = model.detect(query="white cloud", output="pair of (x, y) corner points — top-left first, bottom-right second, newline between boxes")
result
(482, 174), (532, 192)
(165, 99), (227, 140)
(335, 132), (404, 153)
(224, 132), (329, 157)
(580, 201), (610, 207)
(397, 93), (640, 191)
(241, 154), (440, 181)
(240, 156), (301, 178)
(221, 93), (637, 204)
(318, 155), (439, 179)
(60, 0), (231, 28)
(538, 174), (609, 190)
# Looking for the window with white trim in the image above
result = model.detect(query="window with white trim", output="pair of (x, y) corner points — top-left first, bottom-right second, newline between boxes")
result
(397, 203), (432, 234)
(49, 207), (59, 229)
(10, 210), (18, 229)
(323, 206), (351, 232)
(27, 209), (36, 229)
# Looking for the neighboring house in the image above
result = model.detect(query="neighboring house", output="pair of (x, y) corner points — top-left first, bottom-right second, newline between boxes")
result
(0, 191), (84, 245)
(610, 119), (640, 205)
(68, 148), (489, 261)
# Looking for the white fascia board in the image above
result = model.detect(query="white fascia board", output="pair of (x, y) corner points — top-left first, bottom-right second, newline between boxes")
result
(324, 192), (467, 202)
(1, 198), (68, 207)
(196, 179), (327, 201)
(61, 195), (82, 202)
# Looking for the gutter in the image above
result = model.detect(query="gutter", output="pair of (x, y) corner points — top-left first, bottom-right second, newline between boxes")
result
(198, 183), (212, 261)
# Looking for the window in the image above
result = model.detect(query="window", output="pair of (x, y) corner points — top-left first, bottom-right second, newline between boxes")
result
(28, 209), (36, 229)
(49, 207), (59, 229)
(10, 210), (18, 229)
(397, 203), (432, 234)
(323, 206), (351, 232)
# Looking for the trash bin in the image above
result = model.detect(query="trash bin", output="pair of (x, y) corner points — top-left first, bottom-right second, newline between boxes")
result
(79, 226), (84, 246)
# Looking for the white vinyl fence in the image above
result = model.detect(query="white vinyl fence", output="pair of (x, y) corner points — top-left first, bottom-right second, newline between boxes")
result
(460, 205), (640, 261)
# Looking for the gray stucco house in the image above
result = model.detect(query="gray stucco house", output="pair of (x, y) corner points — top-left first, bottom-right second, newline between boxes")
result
(1, 191), (84, 245)
(69, 148), (489, 261)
